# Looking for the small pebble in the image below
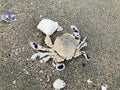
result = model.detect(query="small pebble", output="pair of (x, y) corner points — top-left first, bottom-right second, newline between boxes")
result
(13, 80), (16, 84)
(40, 15), (43, 18)
(40, 79), (43, 82)
(101, 84), (108, 90)
(87, 79), (93, 85)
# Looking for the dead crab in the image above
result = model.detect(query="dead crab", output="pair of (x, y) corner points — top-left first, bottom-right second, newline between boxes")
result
(30, 25), (89, 71)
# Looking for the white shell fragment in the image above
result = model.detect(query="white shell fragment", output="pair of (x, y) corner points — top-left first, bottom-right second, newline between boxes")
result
(101, 84), (108, 90)
(87, 79), (93, 85)
(37, 19), (59, 36)
(53, 79), (66, 90)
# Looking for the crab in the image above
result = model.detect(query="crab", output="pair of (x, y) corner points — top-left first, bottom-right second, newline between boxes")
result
(30, 25), (89, 71)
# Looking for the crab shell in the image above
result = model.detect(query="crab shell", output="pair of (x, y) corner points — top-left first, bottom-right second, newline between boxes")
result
(52, 33), (79, 62)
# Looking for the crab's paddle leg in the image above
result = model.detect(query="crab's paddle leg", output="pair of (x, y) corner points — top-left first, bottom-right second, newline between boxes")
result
(31, 52), (51, 61)
(40, 56), (51, 63)
(52, 60), (65, 71)
(45, 35), (53, 48)
(79, 42), (87, 50)
(70, 25), (81, 40)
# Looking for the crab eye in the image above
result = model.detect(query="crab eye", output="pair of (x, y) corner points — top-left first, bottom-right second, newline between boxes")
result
(56, 63), (65, 71)
(74, 30), (78, 32)
(33, 43), (38, 49)
(58, 65), (64, 69)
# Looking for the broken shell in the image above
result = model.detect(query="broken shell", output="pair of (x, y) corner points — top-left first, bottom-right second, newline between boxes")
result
(87, 79), (93, 84)
(37, 19), (59, 36)
(101, 84), (108, 90)
(53, 78), (66, 90)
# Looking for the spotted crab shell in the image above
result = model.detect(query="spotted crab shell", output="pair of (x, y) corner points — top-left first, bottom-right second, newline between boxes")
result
(53, 33), (78, 59)
(37, 19), (59, 36)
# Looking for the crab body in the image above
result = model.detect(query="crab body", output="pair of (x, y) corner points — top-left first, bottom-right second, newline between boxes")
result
(53, 33), (79, 61)
(30, 25), (89, 71)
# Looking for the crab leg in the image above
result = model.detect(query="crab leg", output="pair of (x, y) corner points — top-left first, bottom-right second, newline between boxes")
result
(30, 42), (50, 51)
(31, 52), (52, 61)
(45, 35), (53, 48)
(80, 51), (90, 61)
(79, 36), (87, 46)
(70, 25), (81, 40)
(40, 56), (51, 63)
(78, 36), (88, 50)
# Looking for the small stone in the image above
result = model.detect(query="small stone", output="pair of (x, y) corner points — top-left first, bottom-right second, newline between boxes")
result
(101, 84), (108, 90)
(87, 79), (93, 85)
(40, 15), (43, 18)
(13, 80), (16, 84)
(39, 70), (44, 73)
(82, 63), (86, 67)
(23, 69), (30, 75)
(31, 2), (33, 5)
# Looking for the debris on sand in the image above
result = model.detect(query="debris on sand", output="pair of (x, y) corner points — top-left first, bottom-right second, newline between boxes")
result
(87, 79), (93, 85)
(101, 84), (108, 90)
(1, 11), (17, 23)
(53, 78), (66, 90)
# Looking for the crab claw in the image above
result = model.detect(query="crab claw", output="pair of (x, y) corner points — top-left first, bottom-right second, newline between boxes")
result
(55, 63), (65, 71)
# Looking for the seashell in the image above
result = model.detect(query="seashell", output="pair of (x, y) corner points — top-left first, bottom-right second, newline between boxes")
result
(101, 84), (108, 90)
(87, 79), (93, 84)
(53, 78), (66, 90)
(1, 11), (17, 23)
(37, 19), (59, 36)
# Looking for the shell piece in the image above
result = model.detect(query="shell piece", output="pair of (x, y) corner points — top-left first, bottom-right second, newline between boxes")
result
(53, 79), (66, 90)
(87, 79), (93, 84)
(70, 25), (81, 39)
(101, 84), (108, 90)
(1, 11), (17, 23)
(37, 19), (59, 36)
